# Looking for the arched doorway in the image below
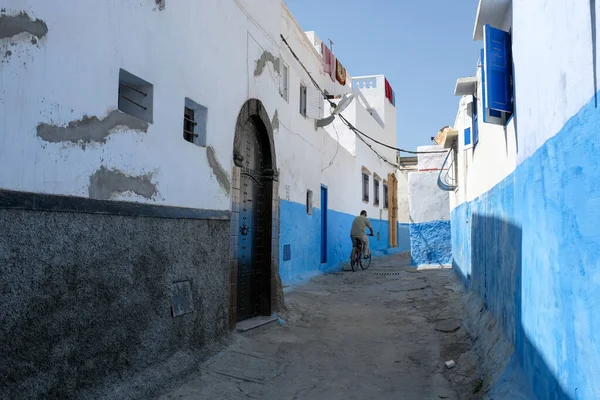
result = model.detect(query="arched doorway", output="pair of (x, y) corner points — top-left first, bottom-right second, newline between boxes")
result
(229, 99), (280, 326)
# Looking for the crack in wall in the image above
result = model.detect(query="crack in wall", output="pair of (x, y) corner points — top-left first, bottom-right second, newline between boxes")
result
(89, 166), (157, 200)
(0, 12), (48, 41)
(37, 110), (148, 144)
(254, 51), (280, 76)
(206, 146), (231, 194)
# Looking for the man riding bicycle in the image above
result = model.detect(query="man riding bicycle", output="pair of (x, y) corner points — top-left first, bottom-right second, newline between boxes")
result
(350, 210), (374, 259)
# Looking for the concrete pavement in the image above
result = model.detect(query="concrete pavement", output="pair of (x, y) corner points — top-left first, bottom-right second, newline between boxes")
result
(159, 253), (483, 400)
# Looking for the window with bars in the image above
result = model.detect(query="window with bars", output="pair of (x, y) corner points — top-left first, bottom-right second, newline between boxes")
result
(362, 173), (369, 202)
(118, 69), (153, 123)
(184, 107), (195, 142)
(374, 179), (380, 206)
(183, 98), (207, 147)
(299, 84), (307, 116)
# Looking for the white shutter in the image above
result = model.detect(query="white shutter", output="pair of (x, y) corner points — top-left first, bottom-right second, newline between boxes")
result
(306, 86), (322, 119)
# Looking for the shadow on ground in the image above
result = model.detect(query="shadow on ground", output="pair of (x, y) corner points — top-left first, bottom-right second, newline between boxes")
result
(159, 253), (483, 400)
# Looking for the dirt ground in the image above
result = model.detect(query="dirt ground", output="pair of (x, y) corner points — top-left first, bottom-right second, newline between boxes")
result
(159, 253), (483, 400)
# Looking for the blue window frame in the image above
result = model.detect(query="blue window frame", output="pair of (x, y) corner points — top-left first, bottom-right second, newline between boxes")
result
(464, 127), (472, 147)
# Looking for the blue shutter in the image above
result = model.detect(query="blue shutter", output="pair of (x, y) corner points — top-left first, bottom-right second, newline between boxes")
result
(464, 127), (472, 146)
(484, 25), (513, 113)
(472, 97), (479, 145)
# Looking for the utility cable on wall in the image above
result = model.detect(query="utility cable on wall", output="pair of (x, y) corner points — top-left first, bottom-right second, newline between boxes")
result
(321, 123), (340, 172)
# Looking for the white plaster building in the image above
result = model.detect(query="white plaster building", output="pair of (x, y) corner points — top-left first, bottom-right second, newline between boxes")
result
(0, 1), (403, 398)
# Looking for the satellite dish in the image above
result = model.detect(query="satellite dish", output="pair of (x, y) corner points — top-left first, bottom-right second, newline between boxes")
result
(316, 115), (335, 128)
(332, 93), (355, 115)
(315, 93), (355, 128)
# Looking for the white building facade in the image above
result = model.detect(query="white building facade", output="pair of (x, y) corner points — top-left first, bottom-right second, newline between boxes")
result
(406, 145), (451, 266)
(449, 0), (600, 398)
(0, 1), (403, 397)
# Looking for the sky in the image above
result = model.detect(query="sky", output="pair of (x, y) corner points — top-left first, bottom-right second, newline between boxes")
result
(284, 0), (482, 151)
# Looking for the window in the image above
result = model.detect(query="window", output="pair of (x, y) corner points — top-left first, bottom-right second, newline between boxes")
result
(482, 25), (514, 126)
(299, 84), (307, 116)
(306, 189), (313, 215)
(362, 173), (369, 202)
(118, 69), (153, 123)
(383, 183), (389, 209)
(472, 96), (479, 147)
(183, 98), (208, 147)
(374, 179), (380, 206)
(464, 127), (472, 147)
(183, 107), (195, 142)
(280, 63), (289, 101)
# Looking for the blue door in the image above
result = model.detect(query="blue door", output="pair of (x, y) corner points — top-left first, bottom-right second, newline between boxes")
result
(321, 186), (328, 263)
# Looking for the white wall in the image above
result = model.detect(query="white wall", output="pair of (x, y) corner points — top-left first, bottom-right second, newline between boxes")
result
(0, 0), (399, 222)
(417, 145), (447, 170)
(397, 170), (411, 223)
(275, 13), (398, 218)
(0, 0), (263, 211)
(513, 0), (595, 164)
(408, 171), (450, 224)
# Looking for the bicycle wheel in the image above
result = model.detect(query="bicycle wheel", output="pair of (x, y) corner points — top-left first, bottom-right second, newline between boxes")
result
(360, 254), (372, 270)
(351, 250), (358, 272)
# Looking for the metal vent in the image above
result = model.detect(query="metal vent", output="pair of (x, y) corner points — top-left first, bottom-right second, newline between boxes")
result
(283, 244), (291, 261)
(171, 280), (194, 317)
(373, 272), (401, 276)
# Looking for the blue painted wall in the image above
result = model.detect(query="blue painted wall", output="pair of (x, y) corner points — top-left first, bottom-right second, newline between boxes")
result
(451, 93), (600, 399)
(279, 200), (405, 285)
(409, 220), (452, 266)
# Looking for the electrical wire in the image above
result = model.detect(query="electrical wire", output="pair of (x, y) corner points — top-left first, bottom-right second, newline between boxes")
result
(279, 35), (452, 156)
(338, 114), (448, 155)
(437, 138), (458, 191)
(278, 119), (320, 150)
(321, 121), (340, 172)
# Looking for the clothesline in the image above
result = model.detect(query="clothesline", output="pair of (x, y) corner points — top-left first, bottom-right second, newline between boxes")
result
(320, 40), (394, 106)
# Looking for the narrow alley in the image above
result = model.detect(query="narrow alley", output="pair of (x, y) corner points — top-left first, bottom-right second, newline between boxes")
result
(160, 254), (482, 400)
(3, 0), (600, 398)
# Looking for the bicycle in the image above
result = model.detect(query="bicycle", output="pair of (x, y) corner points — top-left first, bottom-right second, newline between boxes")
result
(350, 234), (373, 272)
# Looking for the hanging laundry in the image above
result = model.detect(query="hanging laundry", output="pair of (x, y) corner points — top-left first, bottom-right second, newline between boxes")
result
(385, 79), (395, 106)
(321, 42), (336, 82)
(336, 59), (347, 86)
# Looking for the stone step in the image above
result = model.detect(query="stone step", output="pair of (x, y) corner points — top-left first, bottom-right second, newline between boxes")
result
(236, 315), (278, 333)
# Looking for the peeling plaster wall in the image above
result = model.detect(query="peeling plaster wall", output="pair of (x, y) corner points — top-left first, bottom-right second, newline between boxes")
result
(0, 1), (258, 211)
(0, 12), (47, 40)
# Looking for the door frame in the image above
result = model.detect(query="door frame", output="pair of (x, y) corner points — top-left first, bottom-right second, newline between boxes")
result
(320, 185), (328, 264)
(388, 173), (398, 247)
(229, 99), (280, 328)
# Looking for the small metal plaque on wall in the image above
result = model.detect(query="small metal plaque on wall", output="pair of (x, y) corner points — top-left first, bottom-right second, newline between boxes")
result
(171, 280), (194, 317)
